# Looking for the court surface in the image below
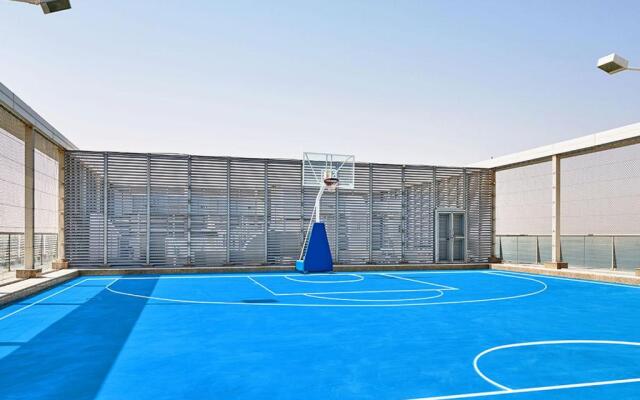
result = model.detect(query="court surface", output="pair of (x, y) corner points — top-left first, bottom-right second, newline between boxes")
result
(1, 270), (639, 400)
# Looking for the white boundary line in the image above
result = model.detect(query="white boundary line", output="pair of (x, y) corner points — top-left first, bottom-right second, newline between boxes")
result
(304, 290), (445, 302)
(283, 274), (363, 284)
(250, 272), (458, 296)
(473, 340), (640, 391)
(82, 269), (488, 282)
(379, 273), (458, 291)
(276, 288), (446, 296)
(0, 271), (550, 315)
(0, 278), (92, 321)
(411, 339), (640, 399)
(410, 377), (640, 400)
(247, 276), (277, 295)
(102, 271), (548, 307)
(488, 270), (640, 289)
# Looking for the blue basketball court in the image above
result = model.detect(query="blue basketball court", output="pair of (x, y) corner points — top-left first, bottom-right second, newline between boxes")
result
(1, 270), (639, 399)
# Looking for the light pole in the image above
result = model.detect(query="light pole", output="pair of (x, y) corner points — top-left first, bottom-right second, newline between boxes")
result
(597, 53), (640, 74)
(11, 0), (71, 14)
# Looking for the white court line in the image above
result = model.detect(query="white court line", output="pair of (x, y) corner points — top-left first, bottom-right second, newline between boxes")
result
(83, 269), (488, 282)
(103, 271), (548, 307)
(305, 290), (445, 302)
(283, 274), (363, 284)
(250, 272), (453, 296)
(247, 276), (277, 295)
(379, 273), (458, 291)
(473, 340), (640, 391)
(487, 270), (640, 289)
(275, 288), (446, 296)
(411, 339), (640, 399)
(0, 278), (92, 321)
(409, 377), (640, 400)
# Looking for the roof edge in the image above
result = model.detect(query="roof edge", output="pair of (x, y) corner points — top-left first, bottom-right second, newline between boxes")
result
(469, 122), (640, 169)
(0, 82), (78, 150)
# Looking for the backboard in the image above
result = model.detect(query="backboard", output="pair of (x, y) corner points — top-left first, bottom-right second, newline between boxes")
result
(303, 152), (355, 190)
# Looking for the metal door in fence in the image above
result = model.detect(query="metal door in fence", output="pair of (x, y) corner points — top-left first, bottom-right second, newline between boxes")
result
(435, 209), (466, 262)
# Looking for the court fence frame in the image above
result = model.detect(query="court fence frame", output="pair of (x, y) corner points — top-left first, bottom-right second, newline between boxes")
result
(64, 151), (494, 268)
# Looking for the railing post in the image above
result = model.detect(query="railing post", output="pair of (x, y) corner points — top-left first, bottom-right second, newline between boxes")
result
(7, 234), (11, 270)
(536, 235), (541, 264)
(611, 236), (617, 270)
(583, 236), (586, 268)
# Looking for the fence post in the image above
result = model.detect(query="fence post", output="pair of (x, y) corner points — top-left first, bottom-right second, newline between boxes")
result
(432, 167), (437, 263)
(264, 161), (269, 264)
(369, 164), (373, 264)
(536, 235), (541, 264)
(146, 154), (151, 266)
(103, 153), (108, 266)
(463, 168), (468, 262)
(226, 158), (231, 264)
(187, 155), (192, 266)
(335, 180), (339, 264)
(401, 165), (406, 263)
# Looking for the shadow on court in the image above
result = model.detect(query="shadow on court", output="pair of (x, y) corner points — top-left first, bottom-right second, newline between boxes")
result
(0, 279), (157, 400)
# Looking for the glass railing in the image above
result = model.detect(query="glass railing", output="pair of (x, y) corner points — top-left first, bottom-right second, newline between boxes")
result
(0, 232), (58, 271)
(495, 235), (640, 272)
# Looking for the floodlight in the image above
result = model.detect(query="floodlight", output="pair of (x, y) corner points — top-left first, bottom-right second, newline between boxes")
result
(597, 53), (640, 75)
(11, 0), (71, 14)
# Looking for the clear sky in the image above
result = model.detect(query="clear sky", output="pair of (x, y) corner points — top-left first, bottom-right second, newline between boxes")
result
(1, 1), (639, 165)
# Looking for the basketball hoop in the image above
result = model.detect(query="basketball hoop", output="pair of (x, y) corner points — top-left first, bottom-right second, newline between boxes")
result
(324, 177), (339, 192)
(298, 152), (356, 270)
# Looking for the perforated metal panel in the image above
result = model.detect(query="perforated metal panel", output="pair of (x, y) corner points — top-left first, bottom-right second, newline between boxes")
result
(65, 152), (493, 267)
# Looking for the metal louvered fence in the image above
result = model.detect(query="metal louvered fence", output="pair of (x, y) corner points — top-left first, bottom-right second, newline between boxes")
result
(65, 151), (493, 267)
